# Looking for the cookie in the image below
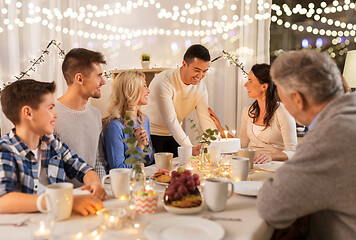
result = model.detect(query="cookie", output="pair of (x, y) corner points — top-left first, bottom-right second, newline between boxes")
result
(157, 175), (172, 183)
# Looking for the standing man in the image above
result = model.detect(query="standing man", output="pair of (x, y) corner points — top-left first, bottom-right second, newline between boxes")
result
(55, 48), (106, 187)
(144, 44), (217, 157)
(258, 50), (356, 239)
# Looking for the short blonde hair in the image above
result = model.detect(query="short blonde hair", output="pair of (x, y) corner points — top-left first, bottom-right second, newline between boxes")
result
(104, 71), (145, 125)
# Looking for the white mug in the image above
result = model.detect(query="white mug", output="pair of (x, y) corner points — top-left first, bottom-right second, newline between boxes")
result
(231, 156), (249, 181)
(178, 146), (192, 166)
(238, 148), (256, 171)
(102, 169), (131, 199)
(204, 178), (234, 212)
(37, 182), (73, 221)
(154, 152), (173, 170)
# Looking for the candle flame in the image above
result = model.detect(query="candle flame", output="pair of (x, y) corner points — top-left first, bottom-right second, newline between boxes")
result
(224, 130), (228, 140)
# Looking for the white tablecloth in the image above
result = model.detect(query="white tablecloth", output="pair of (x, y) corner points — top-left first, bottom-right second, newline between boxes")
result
(0, 165), (275, 240)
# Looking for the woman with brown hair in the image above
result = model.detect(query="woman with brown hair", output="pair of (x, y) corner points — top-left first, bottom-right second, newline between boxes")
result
(210, 64), (297, 163)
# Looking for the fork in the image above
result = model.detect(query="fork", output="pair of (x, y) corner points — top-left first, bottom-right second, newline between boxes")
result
(203, 215), (241, 222)
(0, 218), (28, 227)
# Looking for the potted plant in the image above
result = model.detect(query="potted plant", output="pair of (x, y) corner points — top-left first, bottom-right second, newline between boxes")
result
(141, 53), (151, 69)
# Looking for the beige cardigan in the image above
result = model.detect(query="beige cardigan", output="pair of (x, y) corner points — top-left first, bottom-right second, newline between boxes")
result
(239, 103), (297, 159)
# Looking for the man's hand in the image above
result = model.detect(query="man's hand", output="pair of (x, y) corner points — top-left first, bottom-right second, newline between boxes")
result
(81, 182), (107, 201)
(254, 153), (272, 164)
(192, 145), (201, 156)
(72, 195), (103, 216)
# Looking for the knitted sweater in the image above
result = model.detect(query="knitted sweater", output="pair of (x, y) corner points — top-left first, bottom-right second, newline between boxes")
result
(257, 93), (356, 239)
(143, 67), (216, 147)
(54, 100), (105, 187)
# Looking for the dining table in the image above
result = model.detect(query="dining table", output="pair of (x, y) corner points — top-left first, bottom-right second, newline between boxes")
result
(0, 161), (279, 240)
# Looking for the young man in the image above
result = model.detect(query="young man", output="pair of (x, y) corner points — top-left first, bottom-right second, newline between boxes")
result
(144, 44), (217, 157)
(55, 48), (106, 187)
(0, 79), (106, 215)
(257, 50), (356, 239)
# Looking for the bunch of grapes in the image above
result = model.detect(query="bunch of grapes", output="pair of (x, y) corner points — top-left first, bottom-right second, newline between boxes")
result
(165, 168), (200, 203)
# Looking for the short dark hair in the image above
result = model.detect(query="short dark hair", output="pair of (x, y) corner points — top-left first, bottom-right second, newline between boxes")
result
(62, 48), (106, 85)
(1, 79), (56, 125)
(183, 44), (210, 64)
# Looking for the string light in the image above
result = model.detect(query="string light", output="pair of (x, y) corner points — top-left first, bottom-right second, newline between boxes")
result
(0, 0), (272, 44)
(272, 2), (356, 31)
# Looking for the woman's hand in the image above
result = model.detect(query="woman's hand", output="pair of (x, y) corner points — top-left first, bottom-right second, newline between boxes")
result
(208, 108), (222, 131)
(254, 153), (272, 164)
(134, 126), (149, 149)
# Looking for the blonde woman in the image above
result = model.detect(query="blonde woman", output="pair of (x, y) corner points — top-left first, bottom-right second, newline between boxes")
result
(102, 71), (154, 170)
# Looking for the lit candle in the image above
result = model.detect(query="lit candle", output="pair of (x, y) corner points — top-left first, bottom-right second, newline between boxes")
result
(232, 130), (236, 138)
(33, 221), (51, 240)
(218, 132), (221, 141)
(224, 130), (228, 140)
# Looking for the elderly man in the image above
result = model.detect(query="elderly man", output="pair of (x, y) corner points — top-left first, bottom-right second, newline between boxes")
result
(257, 50), (356, 239)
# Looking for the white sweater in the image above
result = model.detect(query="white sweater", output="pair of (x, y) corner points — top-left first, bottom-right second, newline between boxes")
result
(239, 103), (297, 159)
(143, 67), (216, 147)
(54, 100), (105, 187)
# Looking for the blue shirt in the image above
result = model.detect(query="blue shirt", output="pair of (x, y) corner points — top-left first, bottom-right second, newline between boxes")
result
(102, 116), (155, 172)
(308, 113), (321, 130)
(0, 129), (93, 197)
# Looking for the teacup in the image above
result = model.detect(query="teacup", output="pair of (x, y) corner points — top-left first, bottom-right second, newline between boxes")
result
(37, 182), (73, 221)
(231, 156), (249, 181)
(154, 152), (173, 170)
(204, 178), (234, 212)
(238, 148), (256, 171)
(178, 146), (192, 166)
(102, 169), (131, 200)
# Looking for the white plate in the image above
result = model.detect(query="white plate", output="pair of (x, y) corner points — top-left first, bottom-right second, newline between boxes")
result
(144, 216), (225, 240)
(233, 181), (264, 196)
(149, 176), (170, 186)
(255, 161), (284, 172)
(163, 200), (204, 214)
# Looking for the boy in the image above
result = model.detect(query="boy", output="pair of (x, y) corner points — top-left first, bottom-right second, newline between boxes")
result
(0, 79), (106, 215)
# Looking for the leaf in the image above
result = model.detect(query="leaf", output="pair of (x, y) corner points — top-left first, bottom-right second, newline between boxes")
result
(123, 127), (133, 134)
(213, 129), (219, 134)
(225, 125), (230, 131)
(211, 136), (217, 141)
(127, 120), (134, 127)
(125, 156), (137, 166)
(144, 146), (152, 153)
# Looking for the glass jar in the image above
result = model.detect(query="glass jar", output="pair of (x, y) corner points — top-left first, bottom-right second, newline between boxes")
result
(130, 161), (146, 193)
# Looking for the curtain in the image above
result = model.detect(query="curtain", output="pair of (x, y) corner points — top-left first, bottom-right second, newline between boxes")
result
(0, 0), (271, 139)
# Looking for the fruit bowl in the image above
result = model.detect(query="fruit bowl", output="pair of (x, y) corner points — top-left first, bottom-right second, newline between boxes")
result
(163, 191), (204, 215)
(162, 167), (204, 215)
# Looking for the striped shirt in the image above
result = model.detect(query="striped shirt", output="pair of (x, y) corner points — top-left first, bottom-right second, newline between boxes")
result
(0, 129), (93, 196)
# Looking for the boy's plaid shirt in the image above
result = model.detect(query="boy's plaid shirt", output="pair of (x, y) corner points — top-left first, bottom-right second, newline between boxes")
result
(0, 129), (93, 196)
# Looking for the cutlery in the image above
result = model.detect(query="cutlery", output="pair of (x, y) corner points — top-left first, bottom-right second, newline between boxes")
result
(203, 215), (241, 222)
(0, 218), (28, 227)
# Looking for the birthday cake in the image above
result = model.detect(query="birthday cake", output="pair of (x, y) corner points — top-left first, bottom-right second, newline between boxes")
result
(210, 138), (241, 153)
